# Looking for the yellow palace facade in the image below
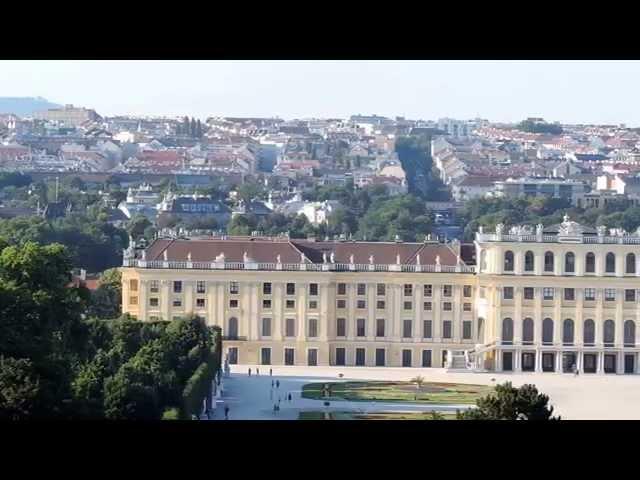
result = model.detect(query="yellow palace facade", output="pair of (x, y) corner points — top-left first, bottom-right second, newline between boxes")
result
(120, 216), (640, 374)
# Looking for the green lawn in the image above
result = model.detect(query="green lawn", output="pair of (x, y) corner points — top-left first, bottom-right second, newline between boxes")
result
(301, 381), (491, 405)
(298, 410), (458, 420)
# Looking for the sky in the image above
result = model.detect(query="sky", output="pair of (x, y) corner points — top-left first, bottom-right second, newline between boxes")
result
(1, 60), (639, 125)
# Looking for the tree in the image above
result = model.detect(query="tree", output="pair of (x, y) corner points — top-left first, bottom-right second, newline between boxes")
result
(516, 119), (563, 135)
(103, 368), (160, 420)
(410, 375), (425, 400)
(196, 119), (203, 138)
(183, 116), (190, 137)
(87, 268), (122, 320)
(0, 357), (41, 420)
(461, 382), (559, 420)
(127, 215), (152, 241)
(190, 118), (197, 138)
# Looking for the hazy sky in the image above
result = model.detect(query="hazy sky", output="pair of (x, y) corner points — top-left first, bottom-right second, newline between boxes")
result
(1, 60), (638, 125)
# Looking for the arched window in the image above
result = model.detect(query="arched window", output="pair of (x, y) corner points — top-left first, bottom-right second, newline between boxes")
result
(585, 252), (595, 273)
(564, 252), (575, 273)
(524, 251), (534, 272)
(624, 320), (636, 347)
(606, 252), (616, 274)
(604, 320), (615, 347)
(563, 319), (574, 345)
(544, 251), (554, 273)
(542, 318), (554, 345)
(228, 317), (238, 339)
(583, 319), (595, 346)
(626, 253), (636, 274)
(502, 317), (513, 345)
(504, 251), (514, 272)
(522, 318), (534, 345)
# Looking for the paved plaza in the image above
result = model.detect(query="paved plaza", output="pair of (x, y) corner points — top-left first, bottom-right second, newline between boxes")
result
(208, 365), (640, 420)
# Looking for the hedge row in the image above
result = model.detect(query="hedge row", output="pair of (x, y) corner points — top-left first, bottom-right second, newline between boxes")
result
(181, 347), (221, 419)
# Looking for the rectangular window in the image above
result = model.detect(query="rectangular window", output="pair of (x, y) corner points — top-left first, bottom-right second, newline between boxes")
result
(129, 279), (138, 292)
(263, 299), (272, 309)
(375, 348), (385, 366)
(424, 285), (433, 297)
(285, 318), (295, 337)
(377, 283), (386, 296)
(625, 289), (636, 302)
(261, 347), (271, 365)
(357, 300), (366, 309)
(308, 318), (318, 338)
(463, 303), (472, 312)
(229, 281), (239, 295)
(196, 281), (206, 294)
(357, 283), (366, 296)
(442, 320), (451, 338)
(463, 321), (472, 339)
(286, 299), (295, 309)
(403, 319), (412, 338)
(403, 301), (412, 310)
(463, 285), (472, 297)
(376, 300), (385, 309)
(286, 283), (295, 295)
(376, 318), (385, 337)
(149, 297), (159, 307)
(335, 348), (346, 366)
(605, 289), (616, 301)
(173, 281), (182, 294)
(309, 283), (318, 296)
(404, 284), (413, 296)
(263, 282), (272, 295)
(261, 318), (271, 337)
(336, 318), (346, 337)
(308, 300), (318, 309)
(543, 287), (554, 300)
(443, 302), (452, 311)
(443, 285), (452, 297)
(561, 288), (574, 301)
(443, 321), (452, 339)
(173, 298), (182, 308)
(357, 318), (366, 337)
(503, 287), (514, 300)
(524, 287), (534, 300)
(423, 301), (432, 311)
(584, 288), (596, 301)
(423, 320), (432, 338)
(355, 348), (366, 366)
(129, 296), (138, 306)
(149, 280), (159, 293)
(337, 283), (346, 295)
(284, 348), (295, 365)
(422, 350), (432, 367)
(229, 299), (238, 308)
(337, 299), (346, 309)
(196, 298), (205, 308)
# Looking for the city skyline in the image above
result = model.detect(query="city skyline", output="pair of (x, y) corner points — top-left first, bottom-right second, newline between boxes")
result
(2, 60), (640, 126)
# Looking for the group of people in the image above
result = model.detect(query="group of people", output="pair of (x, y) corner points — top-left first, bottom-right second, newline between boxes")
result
(247, 367), (275, 377)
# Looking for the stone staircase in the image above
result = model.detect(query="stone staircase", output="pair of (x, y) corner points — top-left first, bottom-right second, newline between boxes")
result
(446, 350), (472, 372)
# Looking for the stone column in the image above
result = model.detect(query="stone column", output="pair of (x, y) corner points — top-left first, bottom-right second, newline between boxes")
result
(535, 348), (542, 372)
(161, 279), (171, 321)
(138, 279), (148, 321)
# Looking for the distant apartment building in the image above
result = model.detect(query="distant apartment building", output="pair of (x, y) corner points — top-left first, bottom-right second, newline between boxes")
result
(494, 177), (589, 204)
(437, 118), (473, 138)
(33, 104), (102, 127)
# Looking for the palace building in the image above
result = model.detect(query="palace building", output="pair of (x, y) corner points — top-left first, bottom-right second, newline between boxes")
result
(120, 216), (640, 374)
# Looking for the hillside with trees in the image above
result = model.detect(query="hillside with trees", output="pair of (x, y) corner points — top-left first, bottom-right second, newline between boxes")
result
(516, 119), (563, 135)
(0, 241), (221, 420)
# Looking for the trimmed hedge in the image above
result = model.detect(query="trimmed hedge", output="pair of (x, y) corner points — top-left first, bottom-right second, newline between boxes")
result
(162, 407), (180, 420)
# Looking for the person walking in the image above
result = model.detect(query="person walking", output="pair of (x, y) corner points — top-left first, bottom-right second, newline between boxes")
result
(273, 404), (277, 415)
(256, 367), (259, 376)
(248, 367), (251, 377)
(271, 380), (274, 388)
(270, 368), (273, 376)
(276, 380), (280, 389)
(288, 393), (292, 402)
(224, 405), (230, 420)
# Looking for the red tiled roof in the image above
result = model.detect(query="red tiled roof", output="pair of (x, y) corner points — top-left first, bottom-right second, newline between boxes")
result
(143, 238), (464, 266)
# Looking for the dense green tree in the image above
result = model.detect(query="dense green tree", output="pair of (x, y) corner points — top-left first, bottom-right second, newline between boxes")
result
(127, 215), (152, 241)
(516, 119), (563, 135)
(461, 382), (559, 420)
(0, 357), (41, 420)
(190, 118), (197, 138)
(86, 268), (122, 320)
